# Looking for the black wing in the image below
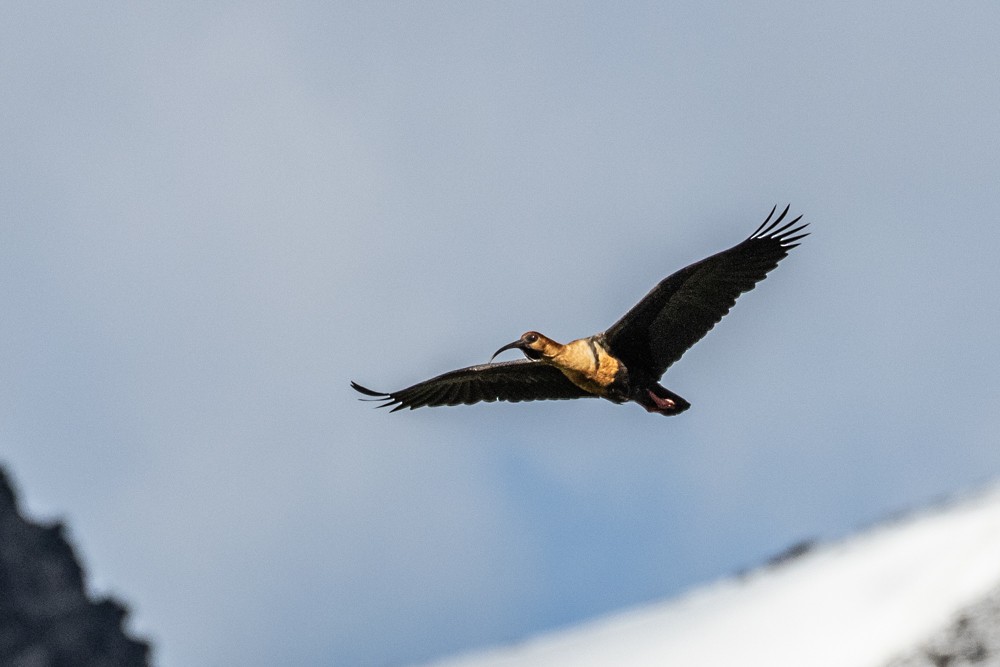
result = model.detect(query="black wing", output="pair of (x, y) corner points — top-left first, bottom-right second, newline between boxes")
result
(351, 359), (593, 411)
(603, 205), (807, 380)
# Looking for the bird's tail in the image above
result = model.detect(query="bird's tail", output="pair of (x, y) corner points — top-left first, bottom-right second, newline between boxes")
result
(635, 384), (691, 416)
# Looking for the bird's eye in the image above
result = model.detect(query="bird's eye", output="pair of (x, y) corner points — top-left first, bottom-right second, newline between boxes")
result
(524, 333), (538, 344)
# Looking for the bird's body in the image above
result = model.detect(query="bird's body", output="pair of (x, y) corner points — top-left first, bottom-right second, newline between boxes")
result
(526, 333), (625, 399)
(353, 206), (807, 416)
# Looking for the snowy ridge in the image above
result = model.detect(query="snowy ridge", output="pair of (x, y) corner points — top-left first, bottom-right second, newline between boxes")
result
(426, 485), (1000, 667)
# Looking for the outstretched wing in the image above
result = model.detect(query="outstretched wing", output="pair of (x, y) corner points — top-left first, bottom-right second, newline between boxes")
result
(603, 205), (807, 380)
(351, 359), (593, 411)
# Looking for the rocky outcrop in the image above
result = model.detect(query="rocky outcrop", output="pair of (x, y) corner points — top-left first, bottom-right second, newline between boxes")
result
(885, 584), (1000, 667)
(0, 466), (150, 667)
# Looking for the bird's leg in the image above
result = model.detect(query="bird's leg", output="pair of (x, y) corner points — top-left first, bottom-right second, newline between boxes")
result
(644, 389), (677, 412)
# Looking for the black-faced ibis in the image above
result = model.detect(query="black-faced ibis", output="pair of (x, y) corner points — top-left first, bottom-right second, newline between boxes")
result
(353, 206), (807, 416)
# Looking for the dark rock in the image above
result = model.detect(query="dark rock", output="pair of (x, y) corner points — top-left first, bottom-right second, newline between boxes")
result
(765, 539), (817, 568)
(884, 583), (1000, 667)
(0, 466), (151, 667)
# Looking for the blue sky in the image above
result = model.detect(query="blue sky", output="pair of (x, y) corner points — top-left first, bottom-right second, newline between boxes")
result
(2, 3), (1000, 666)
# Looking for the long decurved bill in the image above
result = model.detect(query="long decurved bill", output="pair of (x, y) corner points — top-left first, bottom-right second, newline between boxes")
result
(489, 340), (524, 363)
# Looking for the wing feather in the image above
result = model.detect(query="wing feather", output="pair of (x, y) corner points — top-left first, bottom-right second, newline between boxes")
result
(351, 359), (593, 411)
(603, 206), (807, 379)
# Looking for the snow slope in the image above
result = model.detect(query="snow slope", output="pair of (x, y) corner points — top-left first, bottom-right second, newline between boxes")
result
(427, 485), (1000, 667)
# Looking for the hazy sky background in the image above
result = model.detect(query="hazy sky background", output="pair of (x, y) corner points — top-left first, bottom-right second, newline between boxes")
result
(2, 3), (999, 666)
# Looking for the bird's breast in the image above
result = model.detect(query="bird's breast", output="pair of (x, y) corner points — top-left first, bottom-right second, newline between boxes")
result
(550, 337), (628, 400)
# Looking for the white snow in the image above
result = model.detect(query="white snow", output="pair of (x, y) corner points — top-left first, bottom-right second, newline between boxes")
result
(426, 485), (1000, 667)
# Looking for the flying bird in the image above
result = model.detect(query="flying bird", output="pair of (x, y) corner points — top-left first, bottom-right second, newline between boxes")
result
(352, 205), (807, 416)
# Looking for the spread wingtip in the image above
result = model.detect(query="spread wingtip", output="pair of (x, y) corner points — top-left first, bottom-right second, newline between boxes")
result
(351, 381), (389, 398)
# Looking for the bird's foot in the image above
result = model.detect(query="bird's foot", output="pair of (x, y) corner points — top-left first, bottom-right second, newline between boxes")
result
(644, 389), (676, 412)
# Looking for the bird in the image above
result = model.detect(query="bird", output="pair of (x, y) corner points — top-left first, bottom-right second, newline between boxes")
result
(352, 205), (807, 416)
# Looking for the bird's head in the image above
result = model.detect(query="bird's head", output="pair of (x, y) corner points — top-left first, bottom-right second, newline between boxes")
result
(490, 331), (556, 362)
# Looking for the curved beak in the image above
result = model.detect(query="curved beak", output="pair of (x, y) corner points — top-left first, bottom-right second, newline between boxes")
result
(489, 339), (524, 363)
